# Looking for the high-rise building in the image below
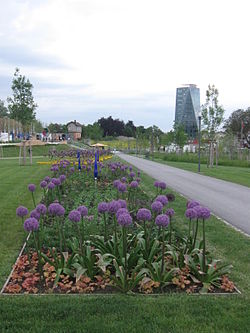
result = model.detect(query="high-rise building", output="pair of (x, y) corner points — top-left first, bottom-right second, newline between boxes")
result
(175, 84), (200, 138)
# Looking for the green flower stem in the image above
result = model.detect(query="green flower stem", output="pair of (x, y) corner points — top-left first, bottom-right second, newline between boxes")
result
(81, 217), (85, 254)
(192, 219), (199, 249)
(104, 214), (107, 242)
(169, 217), (172, 245)
(188, 218), (191, 240)
(161, 227), (165, 274)
(57, 218), (62, 254)
(113, 216), (118, 255)
(122, 227), (127, 274)
(32, 231), (44, 284)
(31, 192), (36, 208)
(202, 219), (206, 272)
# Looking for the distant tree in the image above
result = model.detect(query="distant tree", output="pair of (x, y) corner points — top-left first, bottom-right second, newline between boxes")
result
(160, 131), (175, 147)
(33, 119), (43, 133)
(7, 68), (37, 131)
(201, 84), (225, 167)
(223, 108), (250, 138)
(48, 123), (66, 133)
(82, 122), (103, 140)
(98, 116), (125, 137)
(173, 123), (187, 149)
(0, 99), (8, 117)
(124, 120), (136, 137)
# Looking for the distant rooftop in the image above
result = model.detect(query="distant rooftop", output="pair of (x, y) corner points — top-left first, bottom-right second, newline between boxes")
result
(179, 84), (198, 88)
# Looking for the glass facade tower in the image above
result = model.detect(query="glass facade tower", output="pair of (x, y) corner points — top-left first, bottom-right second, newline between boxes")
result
(175, 84), (200, 139)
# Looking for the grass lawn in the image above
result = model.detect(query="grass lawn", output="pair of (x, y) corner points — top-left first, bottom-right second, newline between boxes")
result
(0, 144), (69, 158)
(0, 157), (250, 333)
(147, 156), (250, 188)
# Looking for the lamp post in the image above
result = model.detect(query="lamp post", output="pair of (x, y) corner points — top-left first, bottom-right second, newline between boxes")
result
(198, 114), (201, 172)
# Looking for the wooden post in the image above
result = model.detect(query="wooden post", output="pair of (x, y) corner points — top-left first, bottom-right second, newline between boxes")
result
(0, 146), (3, 159)
(216, 142), (218, 168)
(29, 141), (32, 165)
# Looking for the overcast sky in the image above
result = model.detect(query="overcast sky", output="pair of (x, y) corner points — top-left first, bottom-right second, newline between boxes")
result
(0, 0), (249, 131)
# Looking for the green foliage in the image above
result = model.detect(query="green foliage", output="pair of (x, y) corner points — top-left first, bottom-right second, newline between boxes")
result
(201, 84), (225, 140)
(0, 99), (8, 117)
(73, 245), (98, 281)
(223, 107), (250, 137)
(148, 261), (177, 287)
(7, 68), (37, 129)
(173, 123), (188, 148)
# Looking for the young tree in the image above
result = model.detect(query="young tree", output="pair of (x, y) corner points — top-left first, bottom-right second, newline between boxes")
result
(0, 99), (8, 117)
(173, 123), (187, 149)
(201, 84), (224, 167)
(7, 68), (37, 131)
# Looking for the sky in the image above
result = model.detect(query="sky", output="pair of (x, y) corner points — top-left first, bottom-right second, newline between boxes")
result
(0, 0), (250, 132)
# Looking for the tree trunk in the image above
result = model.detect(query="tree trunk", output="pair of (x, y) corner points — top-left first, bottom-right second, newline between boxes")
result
(216, 142), (218, 168)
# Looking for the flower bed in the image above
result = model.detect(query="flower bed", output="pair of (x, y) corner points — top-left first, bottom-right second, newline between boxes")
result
(3, 149), (237, 295)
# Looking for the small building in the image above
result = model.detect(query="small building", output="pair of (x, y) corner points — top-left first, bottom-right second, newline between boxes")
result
(67, 120), (82, 141)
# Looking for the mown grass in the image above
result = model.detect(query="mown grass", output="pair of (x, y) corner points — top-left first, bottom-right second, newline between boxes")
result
(0, 144), (69, 158)
(0, 157), (250, 333)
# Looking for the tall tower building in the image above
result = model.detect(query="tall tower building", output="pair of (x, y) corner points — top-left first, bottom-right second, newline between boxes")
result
(175, 84), (200, 139)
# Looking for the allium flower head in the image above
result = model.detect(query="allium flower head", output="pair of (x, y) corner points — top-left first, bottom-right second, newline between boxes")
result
(193, 205), (203, 218)
(151, 201), (163, 213)
(51, 178), (61, 186)
(159, 182), (167, 190)
(47, 182), (55, 190)
(118, 183), (127, 193)
(155, 214), (169, 227)
(117, 213), (132, 227)
(59, 174), (66, 183)
(108, 200), (121, 214)
(28, 184), (36, 192)
(199, 207), (211, 220)
(70, 167), (75, 173)
(30, 209), (40, 220)
(23, 217), (39, 232)
(16, 206), (28, 218)
(130, 181), (139, 189)
(166, 193), (175, 202)
(116, 208), (128, 219)
(185, 208), (197, 219)
(44, 176), (51, 183)
(187, 201), (200, 209)
(137, 208), (152, 221)
(36, 204), (47, 215)
(40, 180), (47, 189)
(155, 195), (168, 206)
(166, 208), (175, 217)
(113, 179), (121, 188)
(68, 210), (81, 223)
(77, 205), (88, 217)
(121, 177), (127, 183)
(129, 172), (135, 178)
(48, 203), (65, 216)
(154, 181), (160, 188)
(98, 202), (108, 214)
(118, 199), (127, 208)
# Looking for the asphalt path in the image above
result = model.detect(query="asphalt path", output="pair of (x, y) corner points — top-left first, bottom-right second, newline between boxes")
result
(118, 153), (250, 236)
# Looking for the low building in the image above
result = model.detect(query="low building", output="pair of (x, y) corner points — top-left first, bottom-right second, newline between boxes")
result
(67, 120), (82, 140)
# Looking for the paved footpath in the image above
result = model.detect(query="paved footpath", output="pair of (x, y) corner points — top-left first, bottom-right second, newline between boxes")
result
(118, 153), (250, 236)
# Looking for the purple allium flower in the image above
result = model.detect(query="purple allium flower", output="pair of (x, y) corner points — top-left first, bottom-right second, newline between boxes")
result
(159, 182), (167, 190)
(151, 201), (163, 213)
(28, 184), (36, 192)
(16, 206), (28, 218)
(130, 181), (139, 189)
(136, 177), (141, 183)
(47, 182), (55, 190)
(68, 210), (81, 223)
(116, 208), (129, 219)
(118, 183), (127, 193)
(77, 205), (88, 217)
(155, 214), (169, 227)
(44, 176), (51, 183)
(166, 208), (175, 217)
(187, 201), (200, 209)
(113, 179), (121, 188)
(137, 171), (141, 177)
(36, 204), (47, 215)
(185, 208), (197, 219)
(137, 208), (152, 221)
(129, 172), (135, 178)
(108, 200), (121, 214)
(70, 167), (75, 173)
(117, 213), (132, 227)
(129, 166), (133, 172)
(48, 203), (65, 216)
(199, 207), (211, 220)
(98, 202), (109, 214)
(166, 193), (175, 202)
(193, 205), (203, 218)
(40, 180), (47, 189)
(121, 177), (127, 183)
(51, 178), (61, 186)
(23, 217), (39, 232)
(154, 181), (160, 188)
(117, 199), (127, 208)
(30, 209), (40, 220)
(86, 215), (94, 221)
(59, 174), (66, 183)
(155, 195), (168, 206)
